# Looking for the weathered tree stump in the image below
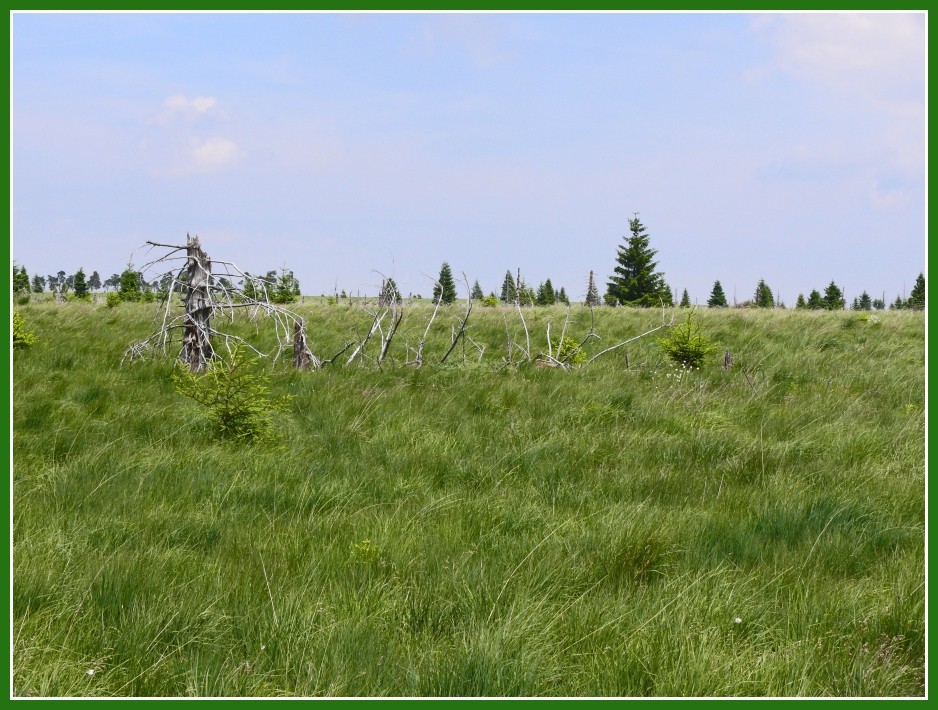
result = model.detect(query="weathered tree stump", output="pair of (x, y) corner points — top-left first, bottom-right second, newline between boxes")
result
(181, 234), (215, 371)
(293, 319), (321, 370)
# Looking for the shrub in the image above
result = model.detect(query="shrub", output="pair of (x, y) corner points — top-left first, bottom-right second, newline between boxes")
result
(106, 292), (122, 308)
(12, 310), (38, 349)
(15, 294), (30, 306)
(551, 335), (588, 365)
(481, 294), (500, 308)
(172, 345), (292, 443)
(657, 311), (717, 368)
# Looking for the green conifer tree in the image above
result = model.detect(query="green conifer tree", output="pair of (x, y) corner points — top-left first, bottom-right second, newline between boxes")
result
(679, 288), (690, 308)
(119, 265), (142, 302)
(471, 280), (483, 300)
(822, 280), (845, 310)
(558, 286), (569, 305)
(795, 293), (807, 309)
(707, 280), (728, 308)
(856, 291), (872, 311)
(807, 290), (824, 309)
(536, 279), (556, 306)
(908, 273), (925, 310)
(500, 270), (516, 303)
(432, 262), (457, 305)
(31, 274), (45, 293)
(585, 270), (601, 307)
(73, 268), (89, 300)
(606, 214), (670, 307)
(753, 279), (775, 308)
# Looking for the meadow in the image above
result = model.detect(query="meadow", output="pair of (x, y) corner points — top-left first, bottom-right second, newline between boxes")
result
(11, 298), (925, 697)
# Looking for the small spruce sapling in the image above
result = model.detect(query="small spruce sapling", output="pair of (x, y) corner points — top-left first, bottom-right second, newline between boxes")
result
(172, 344), (293, 443)
(657, 311), (717, 368)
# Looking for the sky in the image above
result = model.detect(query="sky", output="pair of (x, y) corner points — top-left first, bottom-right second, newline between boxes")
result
(11, 11), (927, 305)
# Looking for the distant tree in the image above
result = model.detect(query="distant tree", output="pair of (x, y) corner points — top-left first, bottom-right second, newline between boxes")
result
(31, 274), (45, 293)
(12, 264), (29, 293)
(557, 286), (569, 305)
(679, 288), (691, 308)
(56, 270), (68, 293)
(753, 279), (775, 308)
(339, 289), (347, 299)
(119, 265), (142, 302)
(379, 277), (402, 306)
(806, 290), (824, 310)
(500, 270), (516, 303)
(908, 273), (925, 310)
(470, 280), (484, 300)
(822, 281), (845, 310)
(432, 262), (457, 305)
(517, 278), (536, 306)
(72, 267), (89, 300)
(891, 295), (906, 310)
(104, 273), (121, 291)
(536, 279), (556, 306)
(585, 270), (601, 307)
(272, 267), (300, 304)
(872, 297), (886, 311)
(606, 214), (671, 307)
(47, 274), (59, 292)
(855, 291), (872, 311)
(707, 280), (728, 308)
(88, 270), (102, 291)
(795, 293), (807, 309)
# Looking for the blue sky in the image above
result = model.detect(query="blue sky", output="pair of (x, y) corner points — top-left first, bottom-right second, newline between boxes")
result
(12, 11), (926, 304)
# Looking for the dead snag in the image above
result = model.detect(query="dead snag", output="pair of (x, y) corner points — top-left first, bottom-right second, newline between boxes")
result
(293, 319), (322, 370)
(181, 235), (214, 371)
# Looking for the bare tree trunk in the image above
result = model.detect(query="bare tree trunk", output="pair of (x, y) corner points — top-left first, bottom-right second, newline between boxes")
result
(182, 234), (214, 371)
(293, 319), (321, 370)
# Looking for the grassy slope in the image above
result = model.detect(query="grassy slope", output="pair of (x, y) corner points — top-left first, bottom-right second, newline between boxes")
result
(12, 300), (925, 697)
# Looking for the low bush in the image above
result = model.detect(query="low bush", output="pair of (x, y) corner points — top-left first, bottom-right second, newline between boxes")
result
(12, 310), (38, 349)
(657, 311), (717, 368)
(172, 345), (293, 443)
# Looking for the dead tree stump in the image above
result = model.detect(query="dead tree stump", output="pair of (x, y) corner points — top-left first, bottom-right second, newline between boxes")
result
(293, 319), (321, 370)
(181, 234), (215, 371)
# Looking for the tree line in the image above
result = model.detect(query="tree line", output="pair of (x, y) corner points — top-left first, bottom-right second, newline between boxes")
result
(11, 262), (302, 306)
(13, 215), (925, 311)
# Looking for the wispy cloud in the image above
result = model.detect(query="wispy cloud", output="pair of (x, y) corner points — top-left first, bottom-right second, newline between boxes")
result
(155, 93), (221, 123)
(750, 13), (925, 108)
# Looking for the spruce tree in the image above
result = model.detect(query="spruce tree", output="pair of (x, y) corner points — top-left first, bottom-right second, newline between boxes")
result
(606, 214), (670, 307)
(753, 279), (775, 308)
(471, 280), (483, 300)
(795, 293), (806, 309)
(536, 279), (556, 306)
(872, 297), (886, 311)
(679, 288), (690, 308)
(31, 274), (45, 293)
(909, 273), (925, 310)
(707, 280), (728, 308)
(12, 264), (29, 293)
(89, 270), (102, 291)
(822, 280), (844, 310)
(857, 291), (872, 311)
(119, 265), (142, 302)
(500, 270), (516, 303)
(73, 268), (89, 300)
(585, 270), (601, 307)
(432, 262), (457, 305)
(806, 289), (824, 309)
(891, 294), (905, 310)
(558, 286), (569, 305)
(379, 277), (402, 306)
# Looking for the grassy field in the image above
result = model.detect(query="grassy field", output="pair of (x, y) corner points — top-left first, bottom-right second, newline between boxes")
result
(12, 298), (925, 697)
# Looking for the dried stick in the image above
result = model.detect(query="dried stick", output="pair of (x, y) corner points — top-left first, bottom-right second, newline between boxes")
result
(440, 273), (473, 364)
(585, 311), (675, 365)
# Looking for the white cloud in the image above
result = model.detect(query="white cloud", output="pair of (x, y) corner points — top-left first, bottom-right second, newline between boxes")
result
(155, 94), (220, 123)
(751, 12), (926, 106)
(189, 137), (241, 172)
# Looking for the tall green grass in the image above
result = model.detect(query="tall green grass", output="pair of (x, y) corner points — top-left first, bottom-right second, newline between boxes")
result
(12, 301), (924, 696)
